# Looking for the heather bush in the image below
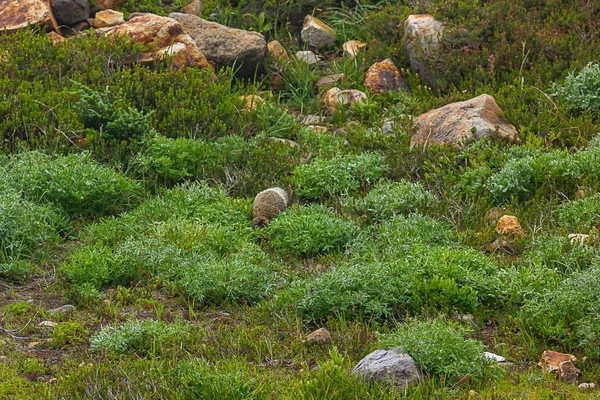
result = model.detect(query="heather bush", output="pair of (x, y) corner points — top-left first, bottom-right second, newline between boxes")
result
(556, 194), (600, 232)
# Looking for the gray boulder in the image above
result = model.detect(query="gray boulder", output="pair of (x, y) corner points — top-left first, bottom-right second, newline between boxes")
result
(169, 12), (267, 75)
(51, 0), (90, 27)
(352, 350), (422, 391)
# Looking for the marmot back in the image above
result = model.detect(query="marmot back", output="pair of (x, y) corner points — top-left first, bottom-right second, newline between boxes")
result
(252, 187), (288, 227)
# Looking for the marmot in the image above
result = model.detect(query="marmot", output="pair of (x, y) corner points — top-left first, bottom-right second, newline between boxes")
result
(252, 187), (288, 227)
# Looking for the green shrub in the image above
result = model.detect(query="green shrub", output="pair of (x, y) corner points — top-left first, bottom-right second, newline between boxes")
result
(48, 322), (89, 349)
(2, 151), (140, 218)
(0, 189), (66, 264)
(73, 82), (153, 142)
(520, 234), (600, 273)
(520, 264), (600, 358)
(380, 317), (486, 383)
(486, 156), (535, 203)
(266, 204), (360, 257)
(91, 319), (194, 357)
(550, 62), (600, 116)
(358, 179), (439, 221)
(556, 193), (600, 232)
(178, 243), (275, 305)
(296, 239), (501, 322)
(291, 153), (388, 200)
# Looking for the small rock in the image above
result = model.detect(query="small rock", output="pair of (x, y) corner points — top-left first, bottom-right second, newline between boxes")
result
(306, 328), (332, 345)
(483, 352), (506, 363)
(342, 40), (366, 58)
(299, 115), (323, 125)
(568, 233), (590, 245)
(322, 87), (367, 112)
(307, 125), (328, 133)
(39, 321), (58, 328)
(382, 118), (395, 135)
(182, 0), (203, 17)
(575, 187), (586, 199)
(539, 350), (577, 373)
(51, 0), (90, 27)
(301, 15), (336, 49)
(28, 342), (40, 349)
(460, 313), (476, 326)
(558, 360), (580, 385)
(267, 40), (289, 62)
(352, 350), (422, 392)
(0, 355), (7, 361)
(579, 382), (597, 391)
(295, 50), (319, 64)
(485, 239), (511, 253)
(49, 304), (76, 316)
(468, 390), (480, 399)
(93, 9), (124, 28)
(47, 31), (65, 44)
(95, 0), (126, 9)
(239, 95), (264, 112)
(269, 137), (299, 148)
(315, 73), (345, 91)
(495, 215), (523, 237)
(70, 20), (90, 32)
(364, 59), (410, 94)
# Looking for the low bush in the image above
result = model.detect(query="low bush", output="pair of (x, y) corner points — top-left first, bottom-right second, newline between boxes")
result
(357, 179), (439, 221)
(380, 317), (486, 383)
(91, 319), (195, 357)
(296, 238), (501, 322)
(266, 204), (360, 258)
(520, 264), (600, 358)
(48, 322), (89, 349)
(1, 151), (140, 218)
(520, 234), (600, 273)
(291, 153), (387, 200)
(0, 189), (66, 265)
(556, 193), (600, 232)
(550, 62), (600, 116)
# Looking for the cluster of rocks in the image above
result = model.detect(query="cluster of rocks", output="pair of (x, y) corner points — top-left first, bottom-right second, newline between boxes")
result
(1, 0), (268, 73)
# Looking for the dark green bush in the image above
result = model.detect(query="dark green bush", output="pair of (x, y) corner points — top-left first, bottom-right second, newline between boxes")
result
(266, 205), (360, 258)
(380, 317), (486, 383)
(292, 153), (388, 200)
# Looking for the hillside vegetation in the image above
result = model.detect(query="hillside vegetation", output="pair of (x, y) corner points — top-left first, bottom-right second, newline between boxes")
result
(1, 0), (600, 398)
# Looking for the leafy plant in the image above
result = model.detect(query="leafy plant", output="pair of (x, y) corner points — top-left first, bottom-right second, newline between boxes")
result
(266, 204), (360, 257)
(550, 62), (600, 116)
(380, 317), (487, 383)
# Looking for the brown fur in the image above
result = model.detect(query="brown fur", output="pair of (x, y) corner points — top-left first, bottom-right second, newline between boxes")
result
(252, 187), (288, 227)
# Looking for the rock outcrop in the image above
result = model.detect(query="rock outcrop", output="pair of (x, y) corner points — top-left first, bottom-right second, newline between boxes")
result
(0, 0), (55, 33)
(411, 94), (518, 147)
(106, 14), (211, 69)
(170, 12), (267, 75)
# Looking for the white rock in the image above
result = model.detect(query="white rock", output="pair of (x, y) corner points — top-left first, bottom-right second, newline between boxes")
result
(295, 51), (319, 64)
(39, 321), (57, 328)
(483, 352), (506, 363)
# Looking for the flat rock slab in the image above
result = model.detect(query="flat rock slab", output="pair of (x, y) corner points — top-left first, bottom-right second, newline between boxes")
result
(0, 0), (54, 32)
(170, 12), (267, 75)
(352, 350), (422, 391)
(411, 94), (518, 147)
